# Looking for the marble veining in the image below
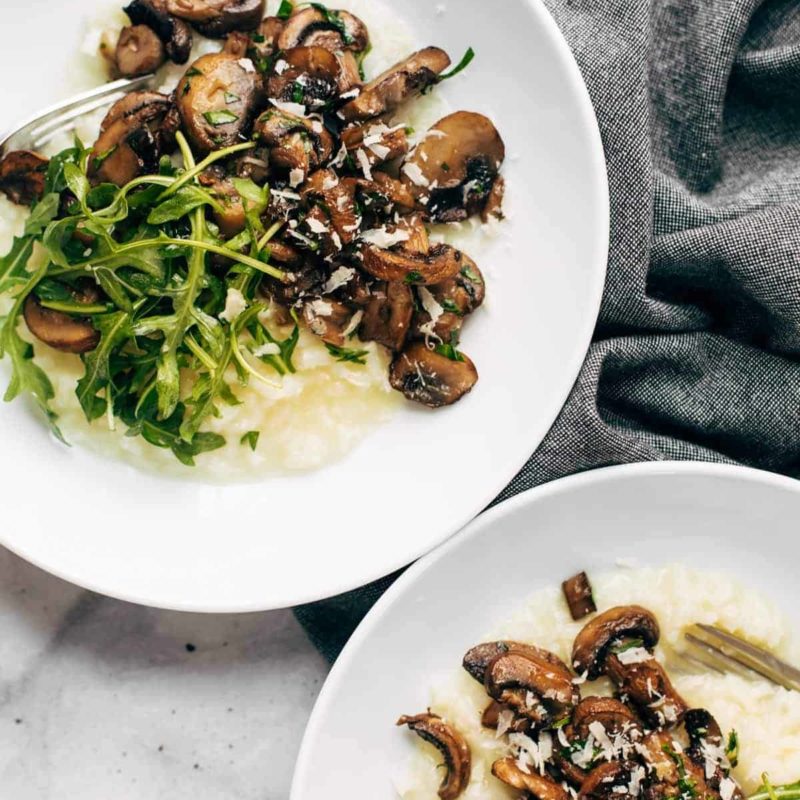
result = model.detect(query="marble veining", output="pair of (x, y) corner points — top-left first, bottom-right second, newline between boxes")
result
(0, 547), (329, 799)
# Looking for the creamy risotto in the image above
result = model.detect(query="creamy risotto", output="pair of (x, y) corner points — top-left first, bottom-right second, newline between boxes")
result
(0, 0), (505, 479)
(397, 564), (800, 799)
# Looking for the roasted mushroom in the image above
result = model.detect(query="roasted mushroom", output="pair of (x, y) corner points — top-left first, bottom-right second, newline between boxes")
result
(302, 298), (353, 346)
(389, 341), (478, 408)
(360, 241), (463, 285)
(23, 287), (101, 354)
(0, 150), (48, 205)
(480, 701), (529, 734)
(123, 0), (193, 63)
(358, 281), (413, 351)
(492, 758), (571, 800)
(402, 111), (505, 223)
(562, 571), (597, 621)
(165, 0), (265, 37)
(572, 606), (661, 679)
(255, 108), (334, 179)
(177, 53), (261, 153)
(484, 649), (579, 725)
(579, 761), (645, 800)
(89, 91), (179, 186)
(462, 641), (571, 684)
(339, 47), (451, 122)
(341, 121), (409, 168)
(115, 24), (167, 77)
(397, 713), (471, 800)
(278, 6), (368, 53)
(571, 696), (642, 741)
(268, 46), (343, 109)
(197, 166), (246, 236)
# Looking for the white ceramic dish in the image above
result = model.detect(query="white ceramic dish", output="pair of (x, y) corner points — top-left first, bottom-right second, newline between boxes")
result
(291, 462), (800, 799)
(0, 0), (608, 611)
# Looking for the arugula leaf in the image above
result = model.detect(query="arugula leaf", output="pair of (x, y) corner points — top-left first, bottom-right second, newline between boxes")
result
(76, 310), (133, 420)
(749, 779), (800, 800)
(240, 430), (259, 450)
(325, 342), (369, 365)
(147, 185), (219, 225)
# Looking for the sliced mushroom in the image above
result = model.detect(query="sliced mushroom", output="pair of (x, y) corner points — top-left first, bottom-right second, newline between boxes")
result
(358, 280), (413, 351)
(233, 146), (271, 184)
(579, 761), (643, 800)
(360, 242), (463, 285)
(165, 0), (264, 37)
(116, 24), (167, 77)
(89, 91), (179, 186)
(390, 341), (477, 407)
(482, 175), (505, 222)
(255, 108), (334, 178)
(397, 713), (471, 800)
(402, 111), (505, 223)
(0, 150), (48, 206)
(492, 758), (571, 800)
(484, 650), (579, 724)
(302, 170), (360, 244)
(605, 653), (688, 728)
(198, 166), (246, 237)
(302, 298), (353, 346)
(177, 53), (261, 153)
(278, 7), (369, 53)
(342, 121), (409, 168)
(462, 641), (570, 684)
(265, 239), (303, 267)
(480, 701), (529, 734)
(562, 571), (597, 621)
(571, 696), (642, 741)
(123, 0), (193, 63)
(23, 288), (101, 354)
(339, 47), (451, 122)
(268, 46), (342, 109)
(572, 606), (661, 679)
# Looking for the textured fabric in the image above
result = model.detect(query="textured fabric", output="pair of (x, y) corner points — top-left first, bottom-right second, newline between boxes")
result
(294, 0), (800, 663)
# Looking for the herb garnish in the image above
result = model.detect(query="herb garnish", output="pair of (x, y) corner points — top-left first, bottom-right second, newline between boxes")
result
(438, 47), (475, 82)
(750, 777), (800, 800)
(240, 430), (260, 451)
(726, 730), (739, 769)
(277, 0), (294, 19)
(662, 744), (697, 800)
(404, 270), (423, 285)
(325, 343), (369, 365)
(203, 110), (239, 126)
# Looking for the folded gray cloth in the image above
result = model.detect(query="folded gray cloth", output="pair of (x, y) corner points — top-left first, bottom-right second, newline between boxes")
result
(295, 0), (800, 662)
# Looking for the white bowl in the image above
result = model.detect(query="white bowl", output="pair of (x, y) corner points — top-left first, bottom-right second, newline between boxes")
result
(291, 462), (800, 798)
(0, 0), (608, 611)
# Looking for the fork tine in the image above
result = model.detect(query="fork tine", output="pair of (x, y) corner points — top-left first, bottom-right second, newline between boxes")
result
(686, 625), (800, 692)
(1, 75), (155, 153)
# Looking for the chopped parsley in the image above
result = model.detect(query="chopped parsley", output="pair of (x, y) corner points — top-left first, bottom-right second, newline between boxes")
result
(240, 430), (260, 451)
(404, 270), (424, 285)
(460, 265), (483, 283)
(224, 91), (241, 104)
(438, 47), (476, 82)
(203, 110), (239, 126)
(440, 298), (462, 315)
(325, 343), (369, 365)
(662, 744), (697, 800)
(277, 0), (294, 19)
(725, 730), (739, 769)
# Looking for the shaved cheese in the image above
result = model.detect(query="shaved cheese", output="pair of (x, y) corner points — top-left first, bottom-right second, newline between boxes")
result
(237, 57), (255, 73)
(270, 98), (307, 117)
(417, 287), (444, 338)
(331, 141), (348, 168)
(323, 174), (339, 190)
(271, 189), (302, 201)
(402, 162), (429, 187)
(340, 88), (360, 100)
(252, 342), (281, 357)
(360, 228), (410, 248)
(616, 647), (654, 665)
(308, 299), (333, 317)
(306, 217), (329, 235)
(342, 310), (363, 338)
(323, 266), (355, 294)
(274, 59), (289, 75)
(289, 168), (305, 188)
(219, 288), (247, 323)
(356, 148), (373, 180)
(720, 778), (737, 800)
(368, 143), (392, 160)
(495, 709), (515, 739)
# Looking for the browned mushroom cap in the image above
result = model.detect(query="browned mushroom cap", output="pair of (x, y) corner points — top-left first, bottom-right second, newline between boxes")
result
(604, 653), (688, 728)
(462, 641), (569, 684)
(390, 341), (477, 408)
(23, 291), (101, 355)
(571, 696), (642, 740)
(397, 713), (471, 800)
(360, 242), (463, 285)
(339, 47), (451, 123)
(267, 46), (342, 109)
(90, 91), (178, 186)
(358, 281), (413, 351)
(278, 6), (369, 53)
(572, 606), (661, 679)
(177, 53), (261, 154)
(402, 112), (505, 223)
(124, 0), (192, 63)
(684, 709), (732, 791)
(341, 122), (409, 168)
(197, 166), (246, 237)
(485, 651), (579, 724)
(492, 758), (571, 800)
(302, 298), (353, 346)
(0, 150), (48, 206)
(165, 0), (264, 37)
(562, 572), (597, 622)
(116, 25), (166, 77)
(347, 173), (416, 216)
(254, 108), (334, 178)
(579, 761), (643, 800)
(261, 258), (325, 307)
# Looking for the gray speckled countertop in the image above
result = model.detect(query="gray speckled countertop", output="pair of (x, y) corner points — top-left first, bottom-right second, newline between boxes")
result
(0, 547), (329, 799)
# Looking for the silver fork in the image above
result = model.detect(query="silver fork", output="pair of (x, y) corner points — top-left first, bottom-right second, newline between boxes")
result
(0, 74), (155, 155)
(685, 623), (800, 691)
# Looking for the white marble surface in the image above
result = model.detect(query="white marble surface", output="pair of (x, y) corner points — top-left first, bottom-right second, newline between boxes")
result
(0, 546), (330, 799)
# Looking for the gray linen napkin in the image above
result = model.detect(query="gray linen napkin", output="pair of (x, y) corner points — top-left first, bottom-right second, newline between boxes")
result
(295, 0), (800, 662)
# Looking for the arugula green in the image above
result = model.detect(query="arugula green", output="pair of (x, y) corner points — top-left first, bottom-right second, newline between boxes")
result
(325, 342), (369, 365)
